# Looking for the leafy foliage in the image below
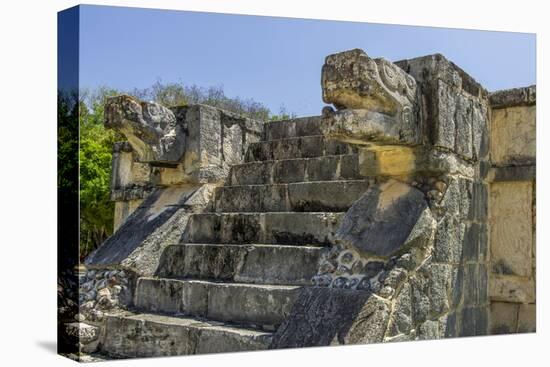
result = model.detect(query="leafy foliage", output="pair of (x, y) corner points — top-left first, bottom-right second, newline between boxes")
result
(78, 88), (120, 259)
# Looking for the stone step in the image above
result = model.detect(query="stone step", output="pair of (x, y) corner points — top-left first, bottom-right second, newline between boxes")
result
(157, 243), (323, 285)
(101, 311), (272, 358)
(229, 154), (362, 185)
(264, 116), (322, 140)
(245, 135), (357, 162)
(182, 212), (344, 245)
(213, 180), (371, 212)
(135, 278), (301, 329)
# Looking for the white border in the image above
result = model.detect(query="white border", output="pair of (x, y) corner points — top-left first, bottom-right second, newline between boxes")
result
(0, 1), (546, 366)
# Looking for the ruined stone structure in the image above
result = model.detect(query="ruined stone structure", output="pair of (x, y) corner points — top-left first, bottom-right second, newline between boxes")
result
(73, 49), (535, 359)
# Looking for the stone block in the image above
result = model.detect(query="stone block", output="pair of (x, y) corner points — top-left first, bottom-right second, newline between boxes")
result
(111, 149), (134, 189)
(490, 85), (536, 109)
(195, 325), (272, 354)
(433, 216), (465, 264)
(184, 212), (343, 245)
(463, 263), (478, 307)
(336, 179), (429, 258)
(469, 182), (488, 221)
(207, 283), (300, 328)
(517, 303), (536, 333)
(460, 307), (476, 337)
(490, 181), (533, 277)
(490, 302), (518, 334)
(490, 105), (536, 166)
(135, 278), (208, 317)
(287, 180), (370, 212)
(270, 287), (375, 348)
(136, 279), (299, 328)
(340, 154), (362, 179)
(489, 274), (535, 303)
(387, 282), (412, 336)
(358, 145), (418, 177)
(418, 320), (440, 340)
(113, 199), (143, 231)
(487, 165), (536, 182)
(462, 223), (481, 263)
(411, 263), (453, 323)
(100, 313), (271, 358)
(157, 243), (322, 286)
(475, 306), (489, 336)
(443, 312), (457, 337)
(265, 116), (322, 140)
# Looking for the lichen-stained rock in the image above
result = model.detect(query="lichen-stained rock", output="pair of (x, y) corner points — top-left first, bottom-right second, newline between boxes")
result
(411, 263), (453, 324)
(321, 49), (420, 145)
(269, 287), (376, 348)
(336, 179), (429, 258)
(341, 295), (392, 345)
(105, 95), (184, 163)
(395, 53), (490, 161)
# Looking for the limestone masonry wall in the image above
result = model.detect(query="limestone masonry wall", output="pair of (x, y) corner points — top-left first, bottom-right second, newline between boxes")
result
(487, 86), (536, 334)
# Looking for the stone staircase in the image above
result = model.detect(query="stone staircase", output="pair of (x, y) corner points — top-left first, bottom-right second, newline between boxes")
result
(100, 116), (370, 358)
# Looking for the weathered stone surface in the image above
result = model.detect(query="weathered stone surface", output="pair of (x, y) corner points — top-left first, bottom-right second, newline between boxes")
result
(489, 274), (535, 303)
(106, 96), (262, 184)
(86, 184), (215, 276)
(487, 165), (536, 182)
(321, 108), (419, 146)
(336, 179), (429, 258)
(490, 85), (536, 109)
(396, 53), (487, 99)
(386, 282), (412, 336)
(490, 302), (519, 334)
(113, 199), (144, 231)
(270, 287), (376, 348)
(101, 312), (271, 358)
(136, 278), (300, 328)
(245, 135), (356, 162)
(321, 49), (419, 145)
(341, 295), (391, 345)
(417, 320), (440, 340)
(396, 53), (489, 161)
(105, 95), (182, 162)
(230, 154), (363, 185)
(411, 263), (453, 323)
(183, 212), (343, 245)
(157, 244), (322, 285)
(135, 278), (209, 317)
(517, 303), (536, 333)
(111, 143), (150, 188)
(173, 104), (262, 182)
(265, 116), (322, 140)
(213, 180), (370, 213)
(433, 216), (465, 264)
(490, 105), (536, 166)
(357, 145), (418, 177)
(489, 182), (533, 277)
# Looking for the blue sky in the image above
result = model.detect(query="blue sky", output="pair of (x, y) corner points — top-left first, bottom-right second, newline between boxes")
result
(79, 5), (536, 117)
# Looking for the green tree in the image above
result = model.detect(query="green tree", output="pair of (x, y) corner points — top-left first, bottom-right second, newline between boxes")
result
(79, 88), (120, 259)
